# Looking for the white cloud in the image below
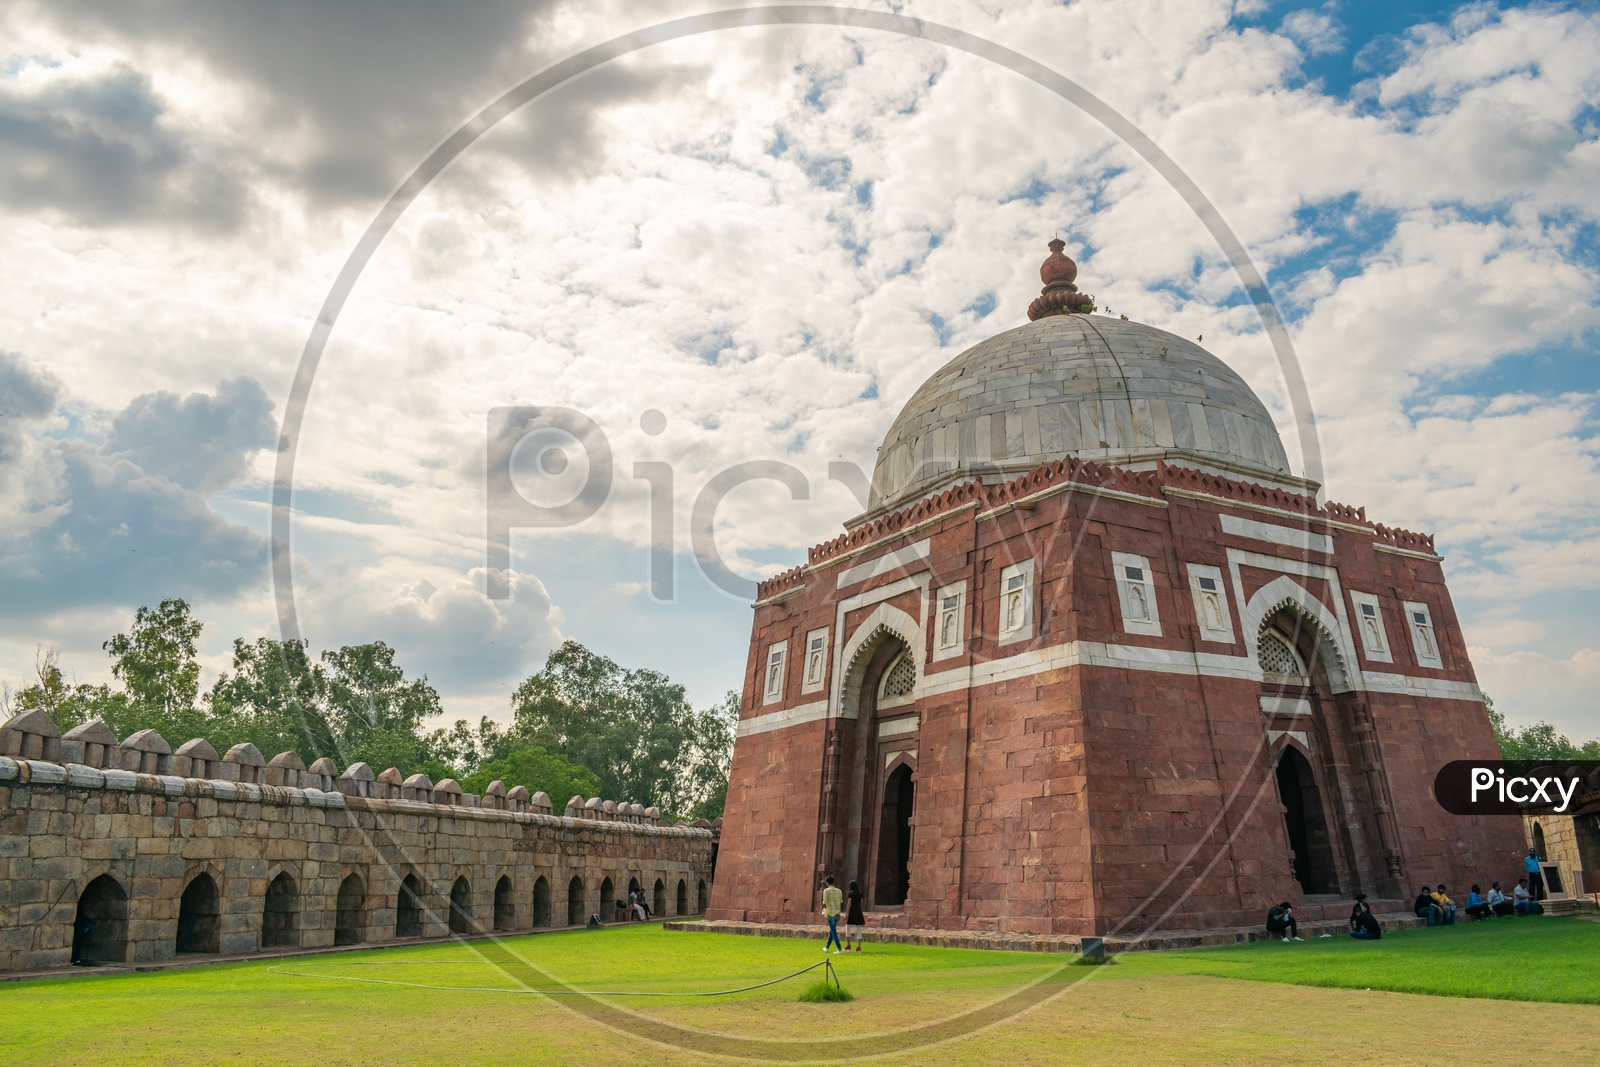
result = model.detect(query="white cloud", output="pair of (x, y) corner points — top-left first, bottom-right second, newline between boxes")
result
(0, 0), (1597, 738)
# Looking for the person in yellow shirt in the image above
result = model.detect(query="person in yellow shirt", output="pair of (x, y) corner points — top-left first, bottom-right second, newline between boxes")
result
(1429, 885), (1457, 925)
(821, 876), (844, 953)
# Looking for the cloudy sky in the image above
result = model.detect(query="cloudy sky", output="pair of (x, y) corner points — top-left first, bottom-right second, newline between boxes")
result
(1, 0), (1596, 739)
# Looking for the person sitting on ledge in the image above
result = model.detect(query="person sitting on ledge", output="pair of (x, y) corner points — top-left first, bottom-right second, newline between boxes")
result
(1414, 887), (1444, 926)
(1488, 882), (1515, 918)
(1514, 878), (1543, 916)
(1348, 894), (1382, 940)
(1266, 901), (1302, 942)
(1465, 885), (1492, 921)
(1430, 885), (1458, 925)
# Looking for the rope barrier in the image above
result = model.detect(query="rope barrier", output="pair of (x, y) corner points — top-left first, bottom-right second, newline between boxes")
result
(265, 956), (838, 998)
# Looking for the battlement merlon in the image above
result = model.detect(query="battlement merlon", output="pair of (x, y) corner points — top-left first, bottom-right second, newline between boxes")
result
(0, 711), (715, 836)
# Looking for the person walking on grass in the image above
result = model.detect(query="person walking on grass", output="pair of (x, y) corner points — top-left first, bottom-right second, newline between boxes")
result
(821, 876), (845, 953)
(1266, 901), (1302, 942)
(845, 879), (866, 952)
(1348, 894), (1381, 940)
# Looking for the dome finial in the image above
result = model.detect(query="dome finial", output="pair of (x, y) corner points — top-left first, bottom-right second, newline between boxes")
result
(1028, 238), (1095, 320)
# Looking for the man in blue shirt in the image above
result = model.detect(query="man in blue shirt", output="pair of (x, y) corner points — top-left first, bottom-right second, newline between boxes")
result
(1523, 848), (1544, 900)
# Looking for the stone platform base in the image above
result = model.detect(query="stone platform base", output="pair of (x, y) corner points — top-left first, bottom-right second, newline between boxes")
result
(665, 913), (1438, 954)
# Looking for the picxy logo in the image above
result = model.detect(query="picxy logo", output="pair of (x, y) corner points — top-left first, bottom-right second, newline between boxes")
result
(1434, 760), (1599, 816)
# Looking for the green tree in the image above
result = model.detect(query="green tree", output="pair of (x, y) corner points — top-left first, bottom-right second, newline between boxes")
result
(460, 744), (603, 807)
(2, 648), (127, 731)
(103, 598), (203, 725)
(320, 642), (444, 771)
(509, 640), (737, 817)
(206, 637), (336, 759)
(1486, 694), (1600, 760)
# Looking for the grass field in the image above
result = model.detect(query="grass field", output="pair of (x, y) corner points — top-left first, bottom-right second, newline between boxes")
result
(1, 918), (1596, 1066)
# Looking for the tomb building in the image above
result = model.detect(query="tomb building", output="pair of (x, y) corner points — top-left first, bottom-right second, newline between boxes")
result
(710, 241), (1523, 935)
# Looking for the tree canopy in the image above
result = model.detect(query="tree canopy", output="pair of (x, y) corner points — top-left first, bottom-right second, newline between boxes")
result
(3, 600), (735, 820)
(1486, 695), (1600, 760)
(507, 639), (737, 819)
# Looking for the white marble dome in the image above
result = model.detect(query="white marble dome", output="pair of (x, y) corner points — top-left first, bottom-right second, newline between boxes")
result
(868, 313), (1291, 513)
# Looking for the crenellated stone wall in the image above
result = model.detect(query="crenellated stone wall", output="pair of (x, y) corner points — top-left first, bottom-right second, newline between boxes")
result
(0, 709), (717, 972)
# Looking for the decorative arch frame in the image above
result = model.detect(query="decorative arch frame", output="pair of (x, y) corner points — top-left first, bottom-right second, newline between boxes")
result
(1243, 575), (1356, 693)
(180, 860), (226, 892)
(263, 862), (299, 888)
(834, 601), (921, 719)
(883, 750), (918, 779)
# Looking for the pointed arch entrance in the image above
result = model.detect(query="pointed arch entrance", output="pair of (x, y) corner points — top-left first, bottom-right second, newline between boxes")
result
(875, 761), (916, 906)
(1275, 747), (1338, 894)
(72, 874), (128, 964)
(822, 617), (922, 911)
(1252, 586), (1396, 896)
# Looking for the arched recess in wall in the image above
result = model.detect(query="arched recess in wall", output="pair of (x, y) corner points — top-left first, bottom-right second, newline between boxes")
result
(676, 878), (688, 916)
(73, 873), (128, 964)
(176, 872), (220, 955)
(396, 873), (424, 938)
(532, 875), (552, 927)
(1243, 576), (1356, 692)
(449, 876), (473, 935)
(1272, 743), (1339, 895)
(599, 877), (615, 919)
(875, 755), (917, 906)
(493, 875), (515, 931)
(262, 871), (298, 948)
(653, 878), (666, 918)
(567, 875), (586, 926)
(697, 879), (707, 914)
(335, 873), (366, 946)
(835, 603), (922, 719)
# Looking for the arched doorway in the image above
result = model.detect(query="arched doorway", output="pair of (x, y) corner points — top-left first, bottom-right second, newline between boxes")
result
(676, 878), (688, 916)
(493, 876), (514, 931)
(653, 878), (666, 918)
(1532, 822), (1548, 859)
(567, 876), (585, 926)
(532, 876), (551, 927)
(600, 877), (615, 919)
(1275, 748), (1339, 894)
(262, 872), (297, 948)
(396, 874), (423, 938)
(829, 624), (920, 909)
(875, 763), (915, 905)
(448, 877), (473, 934)
(696, 879), (706, 913)
(335, 874), (366, 945)
(72, 874), (128, 964)
(176, 873), (220, 954)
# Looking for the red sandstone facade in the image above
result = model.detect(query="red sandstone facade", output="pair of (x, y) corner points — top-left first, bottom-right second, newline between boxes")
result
(710, 457), (1523, 935)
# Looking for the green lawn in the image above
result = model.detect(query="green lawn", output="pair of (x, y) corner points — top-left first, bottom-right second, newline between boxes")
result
(1114, 916), (1600, 1004)
(0, 918), (1595, 1067)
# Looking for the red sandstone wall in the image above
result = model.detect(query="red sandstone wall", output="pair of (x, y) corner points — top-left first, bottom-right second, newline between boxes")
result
(716, 458), (1527, 935)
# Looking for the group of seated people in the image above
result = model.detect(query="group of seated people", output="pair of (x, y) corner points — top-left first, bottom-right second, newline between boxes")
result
(1265, 896), (1384, 941)
(1412, 879), (1542, 925)
(1267, 876), (1547, 943)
